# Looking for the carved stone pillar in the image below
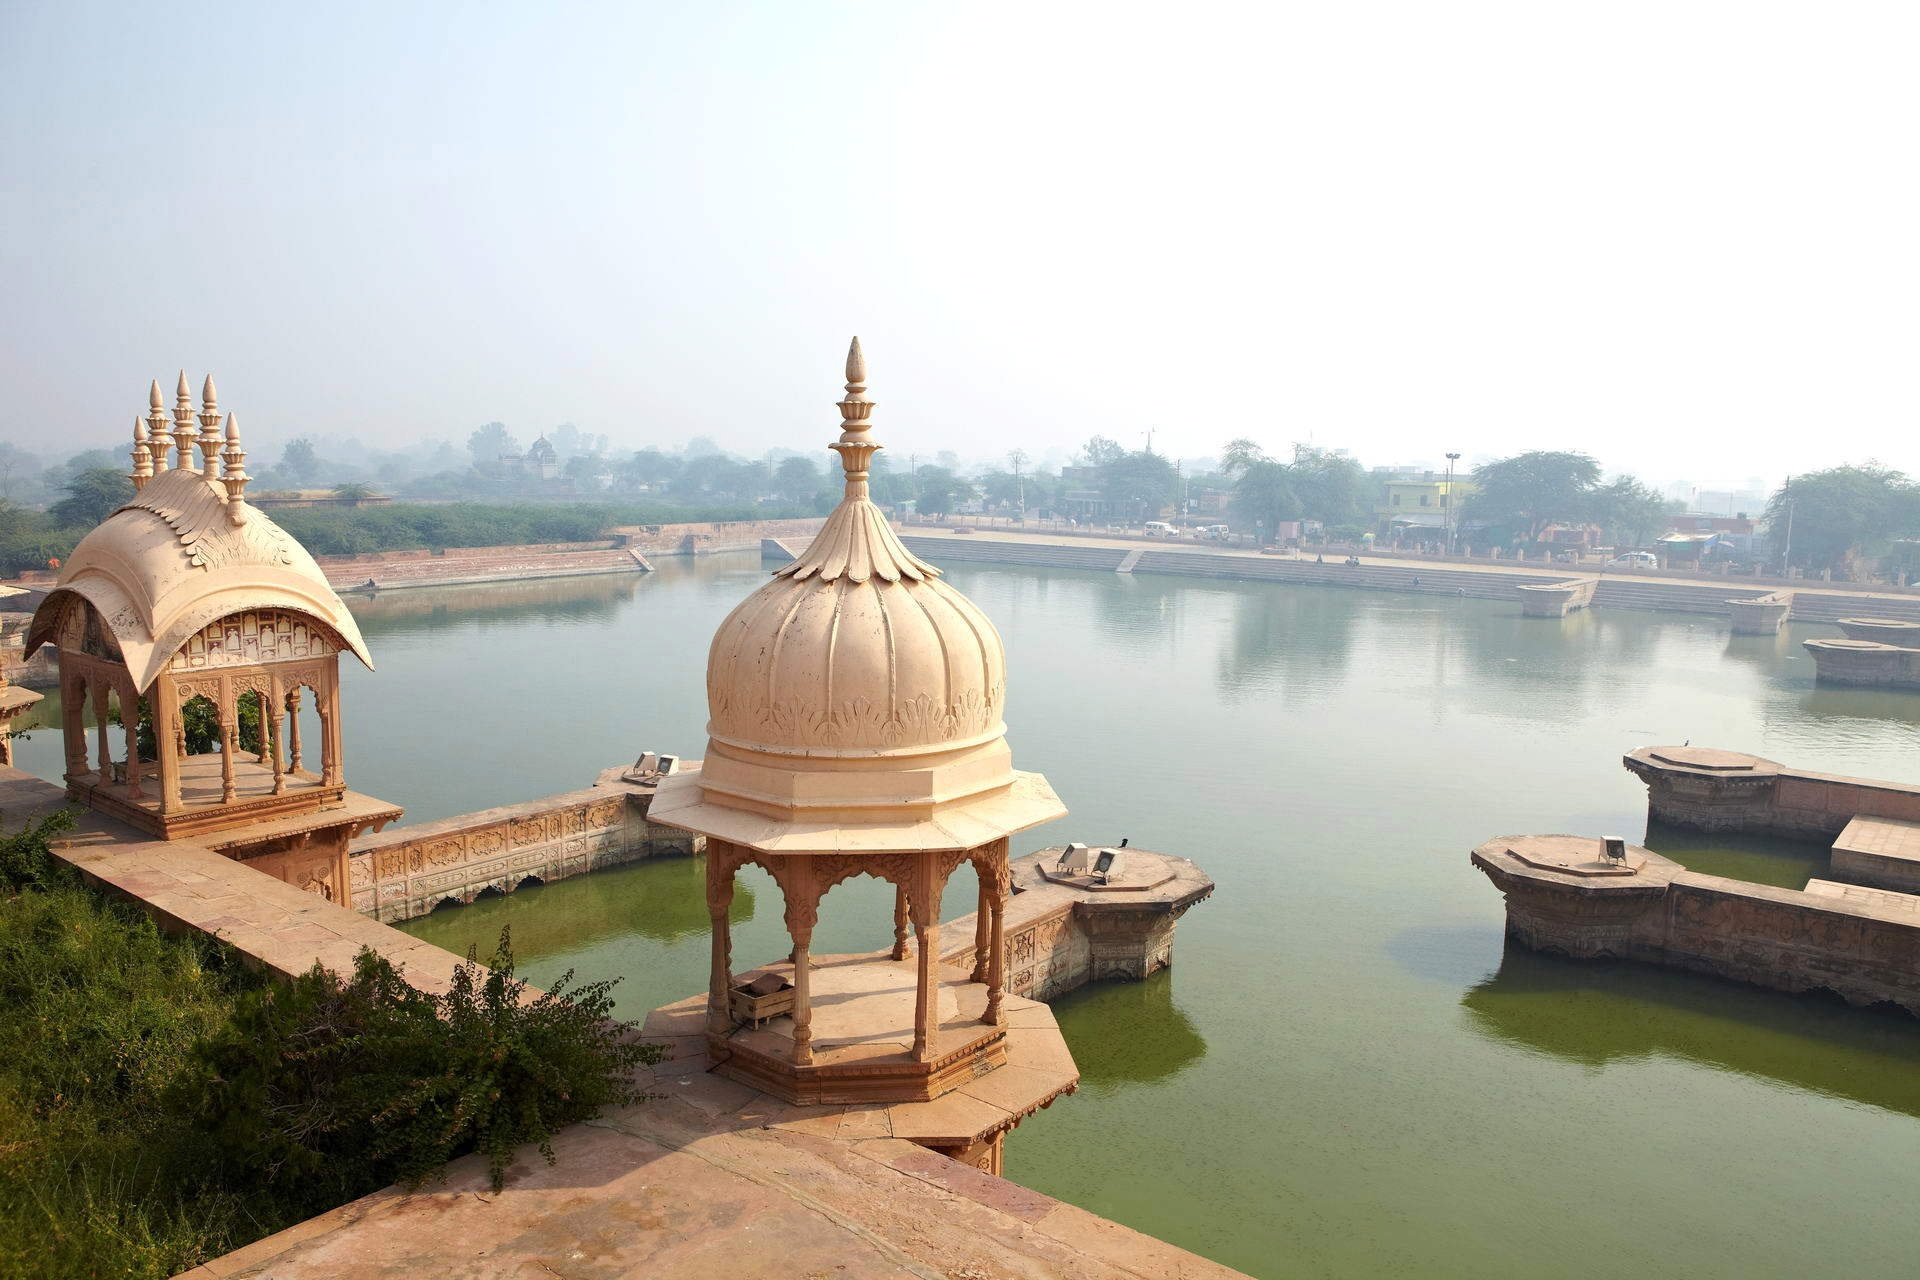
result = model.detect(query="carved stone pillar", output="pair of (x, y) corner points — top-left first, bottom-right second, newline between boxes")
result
(970, 874), (991, 984)
(60, 671), (87, 786)
(892, 881), (910, 961)
(267, 674), (286, 794)
(121, 682), (142, 800)
(782, 859), (819, 1068)
(284, 687), (303, 774)
(153, 674), (181, 813)
(985, 849), (1007, 1026)
(321, 678), (343, 786)
(912, 848), (942, 1062)
(256, 689), (273, 765)
(91, 678), (111, 776)
(706, 848), (736, 1037)
(217, 689), (237, 805)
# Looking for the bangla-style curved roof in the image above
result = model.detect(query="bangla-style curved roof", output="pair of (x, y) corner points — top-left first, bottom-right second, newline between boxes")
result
(25, 467), (372, 691)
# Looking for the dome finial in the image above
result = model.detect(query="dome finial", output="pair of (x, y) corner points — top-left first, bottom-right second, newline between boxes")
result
(197, 374), (223, 476)
(831, 335), (879, 499)
(220, 413), (250, 524)
(772, 338), (939, 584)
(171, 370), (197, 471)
(130, 415), (153, 490)
(146, 380), (172, 472)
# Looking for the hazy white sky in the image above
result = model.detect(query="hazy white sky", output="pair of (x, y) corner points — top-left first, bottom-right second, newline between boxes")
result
(2, 2), (1914, 489)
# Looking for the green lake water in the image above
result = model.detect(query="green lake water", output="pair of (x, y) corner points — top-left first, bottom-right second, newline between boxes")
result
(17, 555), (1920, 1278)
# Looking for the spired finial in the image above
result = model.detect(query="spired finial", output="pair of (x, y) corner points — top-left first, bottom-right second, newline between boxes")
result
(171, 370), (197, 468)
(830, 336), (879, 499)
(146, 380), (172, 472)
(773, 338), (939, 583)
(130, 415), (153, 490)
(220, 413), (250, 524)
(196, 373), (223, 476)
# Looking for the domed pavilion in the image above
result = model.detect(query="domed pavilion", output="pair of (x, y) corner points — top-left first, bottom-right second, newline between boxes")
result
(24, 373), (400, 900)
(650, 339), (1067, 1107)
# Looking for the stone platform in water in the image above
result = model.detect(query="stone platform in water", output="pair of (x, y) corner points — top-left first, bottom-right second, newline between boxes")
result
(1831, 817), (1920, 894)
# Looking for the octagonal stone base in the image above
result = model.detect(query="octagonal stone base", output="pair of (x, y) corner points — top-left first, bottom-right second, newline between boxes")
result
(645, 956), (1079, 1172)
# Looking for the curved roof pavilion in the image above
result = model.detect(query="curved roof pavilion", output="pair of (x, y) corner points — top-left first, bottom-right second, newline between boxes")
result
(24, 374), (394, 865)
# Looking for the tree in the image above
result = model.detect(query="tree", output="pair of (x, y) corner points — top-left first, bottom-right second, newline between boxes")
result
(331, 482), (376, 504)
(1764, 465), (1919, 575)
(1081, 435), (1126, 467)
(49, 468), (134, 528)
(1103, 451), (1178, 523)
(280, 438), (321, 487)
(467, 423), (518, 474)
(1465, 451), (1603, 542)
(1287, 447), (1366, 526)
(774, 456), (821, 503)
(1227, 461), (1297, 541)
(913, 466), (969, 516)
(1592, 477), (1668, 549)
(1220, 438), (1267, 477)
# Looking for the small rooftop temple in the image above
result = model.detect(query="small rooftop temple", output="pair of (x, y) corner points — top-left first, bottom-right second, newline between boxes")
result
(23, 373), (401, 901)
(650, 340), (1077, 1166)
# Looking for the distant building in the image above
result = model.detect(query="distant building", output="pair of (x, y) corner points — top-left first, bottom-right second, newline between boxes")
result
(499, 435), (560, 481)
(1373, 470), (1475, 541)
(1658, 513), (1758, 562)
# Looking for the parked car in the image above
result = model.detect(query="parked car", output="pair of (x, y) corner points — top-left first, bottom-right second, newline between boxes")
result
(1198, 524), (1231, 541)
(1143, 521), (1178, 537)
(1606, 551), (1659, 569)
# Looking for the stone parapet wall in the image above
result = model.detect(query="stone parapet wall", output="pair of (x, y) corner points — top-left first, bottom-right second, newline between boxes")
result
(613, 517), (825, 557)
(1474, 840), (1920, 1014)
(348, 778), (701, 922)
(1624, 747), (1920, 840)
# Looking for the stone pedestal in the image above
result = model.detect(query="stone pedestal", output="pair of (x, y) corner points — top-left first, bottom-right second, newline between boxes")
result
(1728, 591), (1793, 635)
(1804, 638), (1920, 688)
(1517, 577), (1597, 617)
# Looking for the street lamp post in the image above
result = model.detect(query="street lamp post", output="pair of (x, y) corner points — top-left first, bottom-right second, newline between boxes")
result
(1444, 452), (1462, 557)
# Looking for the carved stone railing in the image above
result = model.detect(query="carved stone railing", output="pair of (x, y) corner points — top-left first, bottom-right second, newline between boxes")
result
(348, 776), (701, 922)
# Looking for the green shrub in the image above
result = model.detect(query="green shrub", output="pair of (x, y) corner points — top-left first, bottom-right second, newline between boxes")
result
(0, 807), (659, 1278)
(186, 930), (659, 1196)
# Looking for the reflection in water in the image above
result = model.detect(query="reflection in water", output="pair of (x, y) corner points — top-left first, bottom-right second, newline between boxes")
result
(1046, 970), (1206, 1091)
(1463, 942), (1920, 1119)
(400, 853), (754, 960)
(348, 572), (646, 632)
(1641, 820), (1829, 890)
(1216, 581), (1357, 704)
(1723, 631), (1790, 671)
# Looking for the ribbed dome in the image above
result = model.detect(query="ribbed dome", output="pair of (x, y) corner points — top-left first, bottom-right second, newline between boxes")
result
(648, 339), (1065, 854)
(706, 525), (1006, 757)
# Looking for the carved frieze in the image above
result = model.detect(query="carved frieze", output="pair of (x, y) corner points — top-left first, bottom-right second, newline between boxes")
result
(169, 608), (340, 672)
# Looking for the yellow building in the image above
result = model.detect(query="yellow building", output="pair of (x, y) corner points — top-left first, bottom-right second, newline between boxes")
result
(1374, 472), (1475, 542)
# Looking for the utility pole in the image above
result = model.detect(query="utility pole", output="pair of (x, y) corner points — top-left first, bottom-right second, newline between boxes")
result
(1444, 452), (1461, 557)
(1781, 476), (1795, 577)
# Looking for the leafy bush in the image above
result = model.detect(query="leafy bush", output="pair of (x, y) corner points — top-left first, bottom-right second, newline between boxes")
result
(0, 809), (658, 1278)
(187, 932), (660, 1197)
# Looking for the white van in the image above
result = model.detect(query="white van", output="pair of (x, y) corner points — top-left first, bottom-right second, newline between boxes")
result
(1143, 521), (1178, 537)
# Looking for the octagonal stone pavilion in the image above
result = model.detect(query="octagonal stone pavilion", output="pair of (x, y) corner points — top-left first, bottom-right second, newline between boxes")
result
(650, 340), (1073, 1136)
